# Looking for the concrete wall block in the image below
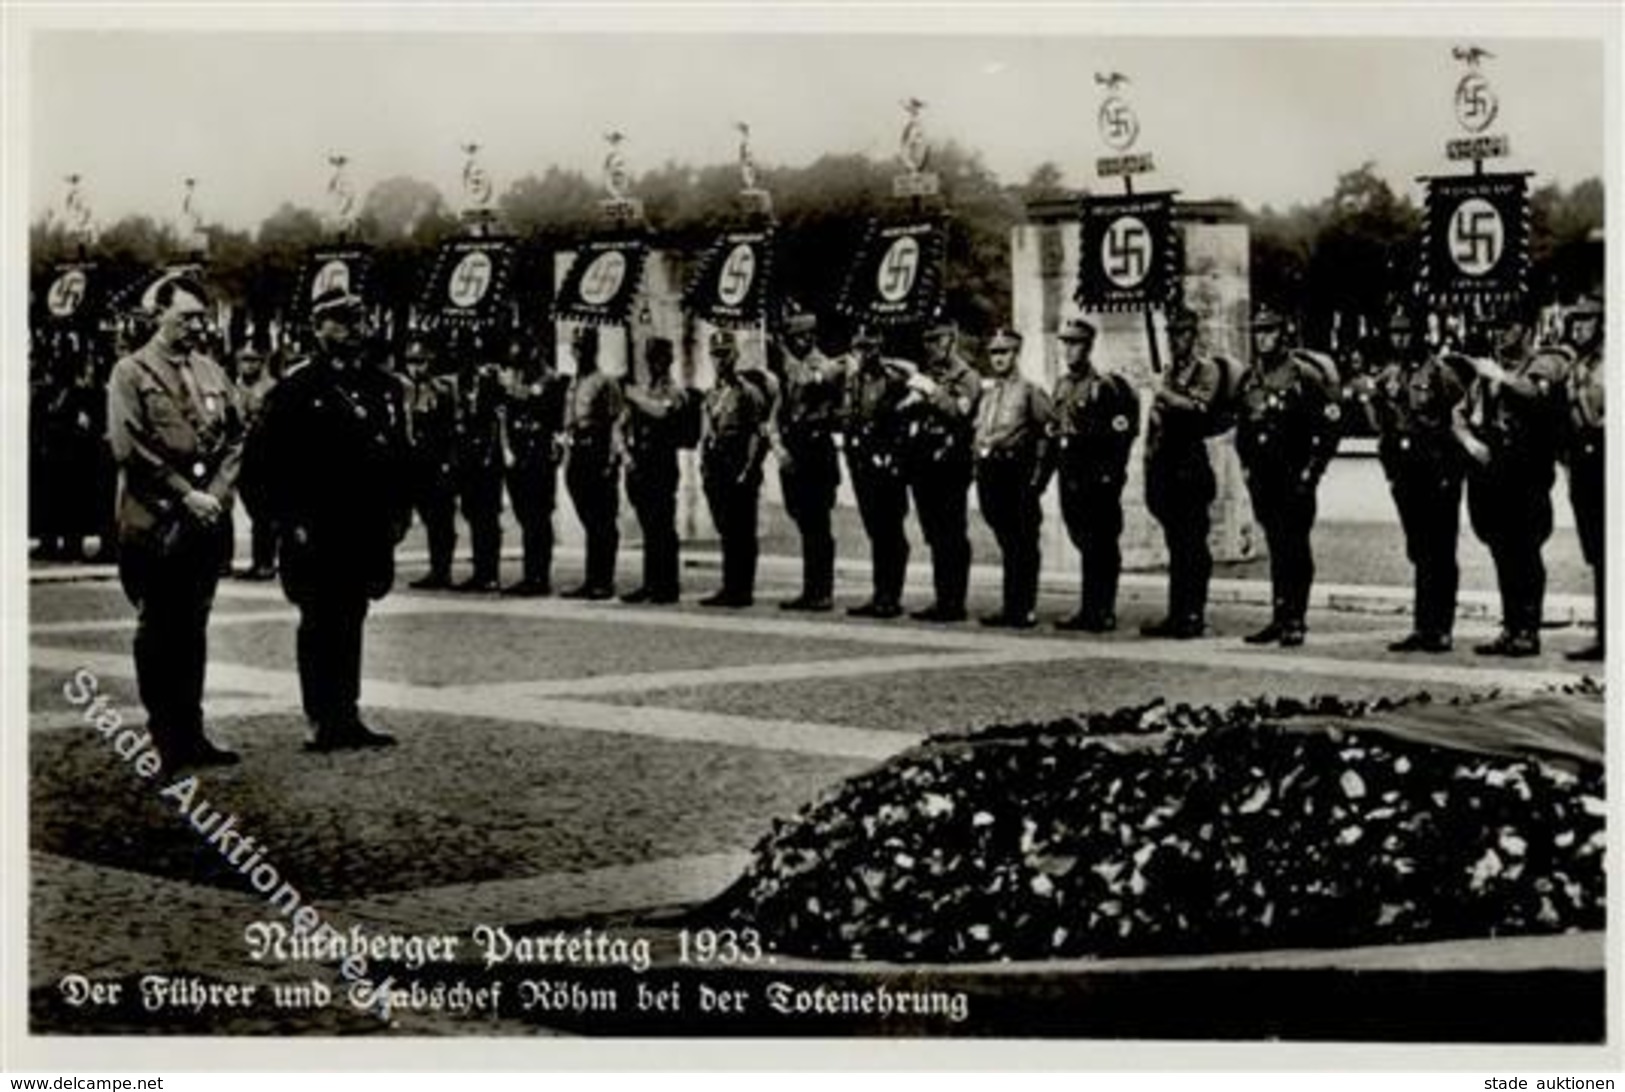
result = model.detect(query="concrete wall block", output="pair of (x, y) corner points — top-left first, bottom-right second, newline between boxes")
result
(1010, 214), (1260, 574)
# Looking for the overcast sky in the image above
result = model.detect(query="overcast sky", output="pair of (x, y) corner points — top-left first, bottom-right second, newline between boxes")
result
(28, 30), (1606, 232)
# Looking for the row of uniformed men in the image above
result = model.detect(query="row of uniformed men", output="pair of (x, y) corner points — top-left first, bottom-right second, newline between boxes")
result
(393, 312), (1145, 629)
(29, 335), (117, 561)
(390, 296), (1604, 658)
(106, 275), (1604, 771)
(1353, 297), (1605, 661)
(1142, 295), (1604, 659)
(392, 305), (1310, 636)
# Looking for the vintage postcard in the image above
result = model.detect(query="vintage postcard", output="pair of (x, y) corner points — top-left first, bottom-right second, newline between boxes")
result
(4, 1), (1619, 1074)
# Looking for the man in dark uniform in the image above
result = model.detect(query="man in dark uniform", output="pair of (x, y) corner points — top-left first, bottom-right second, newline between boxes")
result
(234, 344), (279, 579)
(622, 336), (685, 605)
(974, 329), (1054, 628)
(1142, 304), (1224, 639)
(501, 339), (569, 597)
(402, 340), (460, 590)
(89, 339), (121, 564)
(700, 330), (774, 607)
(255, 288), (411, 750)
(453, 339), (506, 592)
(770, 310), (844, 611)
(563, 325), (625, 599)
(29, 340), (62, 559)
(902, 319), (980, 622)
(1235, 306), (1342, 647)
(106, 276), (244, 767)
(843, 327), (913, 619)
(32, 333), (100, 562)
(1350, 305), (1468, 652)
(1050, 317), (1140, 632)
(1455, 305), (1568, 657)
(53, 345), (110, 562)
(1560, 298), (1604, 662)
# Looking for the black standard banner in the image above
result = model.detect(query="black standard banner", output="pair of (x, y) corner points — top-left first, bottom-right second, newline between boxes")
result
(111, 262), (208, 318)
(554, 234), (648, 326)
(1075, 192), (1176, 312)
(836, 217), (947, 328)
(1421, 172), (1530, 306)
(420, 236), (518, 329)
(37, 261), (103, 328)
(684, 227), (775, 328)
(299, 245), (374, 313)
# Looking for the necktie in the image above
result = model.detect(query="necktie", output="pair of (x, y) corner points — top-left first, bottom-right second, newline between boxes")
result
(172, 355), (212, 485)
(174, 354), (203, 410)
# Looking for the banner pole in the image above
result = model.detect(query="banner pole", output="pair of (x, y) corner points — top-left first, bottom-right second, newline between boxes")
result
(1122, 170), (1163, 374)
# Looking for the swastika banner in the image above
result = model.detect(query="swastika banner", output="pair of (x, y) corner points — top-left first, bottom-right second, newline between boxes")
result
(420, 237), (518, 329)
(554, 235), (649, 327)
(683, 227), (775, 329)
(299, 245), (373, 316)
(836, 217), (948, 329)
(36, 262), (104, 328)
(1421, 173), (1529, 306)
(109, 262), (210, 321)
(1075, 192), (1176, 312)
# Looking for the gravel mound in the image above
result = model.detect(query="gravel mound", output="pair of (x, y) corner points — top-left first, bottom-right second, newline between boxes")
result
(713, 687), (1606, 962)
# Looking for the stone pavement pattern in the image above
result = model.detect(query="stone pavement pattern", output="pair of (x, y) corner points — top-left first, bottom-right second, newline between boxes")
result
(27, 556), (1603, 1035)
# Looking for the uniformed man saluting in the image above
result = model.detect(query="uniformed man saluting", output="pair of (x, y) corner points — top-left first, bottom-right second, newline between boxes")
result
(770, 308), (844, 612)
(254, 288), (411, 751)
(107, 276), (244, 768)
(700, 330), (774, 608)
(901, 319), (980, 622)
(1560, 298), (1604, 662)
(974, 329), (1054, 628)
(1454, 304), (1568, 657)
(1235, 307), (1342, 647)
(1142, 304), (1224, 639)
(1351, 305), (1468, 653)
(1050, 317), (1139, 632)
(842, 327), (913, 620)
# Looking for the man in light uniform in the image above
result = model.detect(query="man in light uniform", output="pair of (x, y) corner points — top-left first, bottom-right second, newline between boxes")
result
(107, 277), (244, 767)
(973, 329), (1053, 628)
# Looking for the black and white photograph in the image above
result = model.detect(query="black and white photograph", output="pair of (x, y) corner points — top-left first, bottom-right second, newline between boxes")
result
(4, 1), (1620, 1073)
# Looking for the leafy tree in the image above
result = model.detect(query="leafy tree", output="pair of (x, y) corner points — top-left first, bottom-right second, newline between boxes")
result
(1246, 202), (1316, 324)
(357, 176), (449, 243)
(1302, 163), (1420, 343)
(1530, 178), (1604, 303)
(1020, 161), (1070, 204)
(499, 166), (600, 240)
(768, 153), (891, 320)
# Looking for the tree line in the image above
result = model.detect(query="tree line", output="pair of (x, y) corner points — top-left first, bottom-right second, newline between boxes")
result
(30, 149), (1603, 350)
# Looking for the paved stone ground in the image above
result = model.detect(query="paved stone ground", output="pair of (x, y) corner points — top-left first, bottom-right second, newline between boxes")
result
(26, 545), (1604, 1037)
